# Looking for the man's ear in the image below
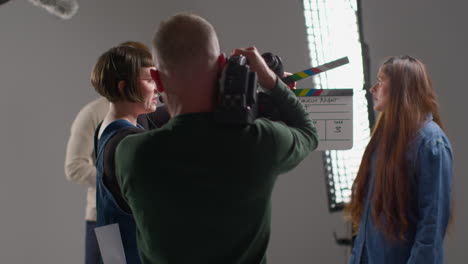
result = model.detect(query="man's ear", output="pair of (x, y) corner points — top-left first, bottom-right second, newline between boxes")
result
(150, 69), (165, 93)
(217, 53), (226, 72)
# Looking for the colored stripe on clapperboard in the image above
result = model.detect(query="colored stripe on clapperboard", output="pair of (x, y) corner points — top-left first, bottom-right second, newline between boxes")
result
(281, 57), (350, 84)
(293, 89), (354, 97)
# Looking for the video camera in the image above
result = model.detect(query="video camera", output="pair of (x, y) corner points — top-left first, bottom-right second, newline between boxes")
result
(214, 52), (285, 125)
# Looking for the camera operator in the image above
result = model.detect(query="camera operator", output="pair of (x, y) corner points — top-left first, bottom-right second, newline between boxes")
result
(115, 13), (318, 264)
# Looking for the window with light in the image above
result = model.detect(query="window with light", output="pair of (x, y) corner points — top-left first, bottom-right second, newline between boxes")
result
(302, 0), (372, 211)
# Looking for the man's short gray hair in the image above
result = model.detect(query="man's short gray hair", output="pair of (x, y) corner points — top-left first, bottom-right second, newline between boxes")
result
(152, 13), (220, 72)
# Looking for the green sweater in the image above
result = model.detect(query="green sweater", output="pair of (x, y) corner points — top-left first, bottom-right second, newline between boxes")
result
(115, 80), (318, 264)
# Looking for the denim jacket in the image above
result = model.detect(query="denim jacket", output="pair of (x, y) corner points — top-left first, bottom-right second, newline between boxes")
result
(349, 114), (453, 264)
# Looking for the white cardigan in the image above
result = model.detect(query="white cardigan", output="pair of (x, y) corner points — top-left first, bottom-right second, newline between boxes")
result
(65, 97), (109, 221)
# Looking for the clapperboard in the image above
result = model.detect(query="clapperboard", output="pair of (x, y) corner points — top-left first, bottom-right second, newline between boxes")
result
(293, 88), (353, 151)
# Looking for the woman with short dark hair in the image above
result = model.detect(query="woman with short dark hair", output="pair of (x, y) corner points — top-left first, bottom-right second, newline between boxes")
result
(91, 43), (157, 264)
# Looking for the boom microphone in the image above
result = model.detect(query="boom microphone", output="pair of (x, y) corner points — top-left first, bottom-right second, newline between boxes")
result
(28, 0), (79, 20)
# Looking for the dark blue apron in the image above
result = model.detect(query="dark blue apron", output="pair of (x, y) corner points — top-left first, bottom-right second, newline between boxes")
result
(95, 119), (142, 264)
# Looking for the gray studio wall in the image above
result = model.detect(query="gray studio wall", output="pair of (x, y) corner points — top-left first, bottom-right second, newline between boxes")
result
(361, 0), (468, 263)
(0, 0), (346, 263)
(0, 0), (465, 263)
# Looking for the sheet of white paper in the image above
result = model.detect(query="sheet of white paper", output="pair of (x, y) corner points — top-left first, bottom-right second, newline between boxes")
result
(94, 223), (127, 264)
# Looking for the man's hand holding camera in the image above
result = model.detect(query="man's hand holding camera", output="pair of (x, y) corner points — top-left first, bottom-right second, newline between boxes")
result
(231, 46), (278, 91)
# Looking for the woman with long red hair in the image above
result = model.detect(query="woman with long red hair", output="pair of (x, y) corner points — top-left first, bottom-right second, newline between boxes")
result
(346, 56), (453, 263)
